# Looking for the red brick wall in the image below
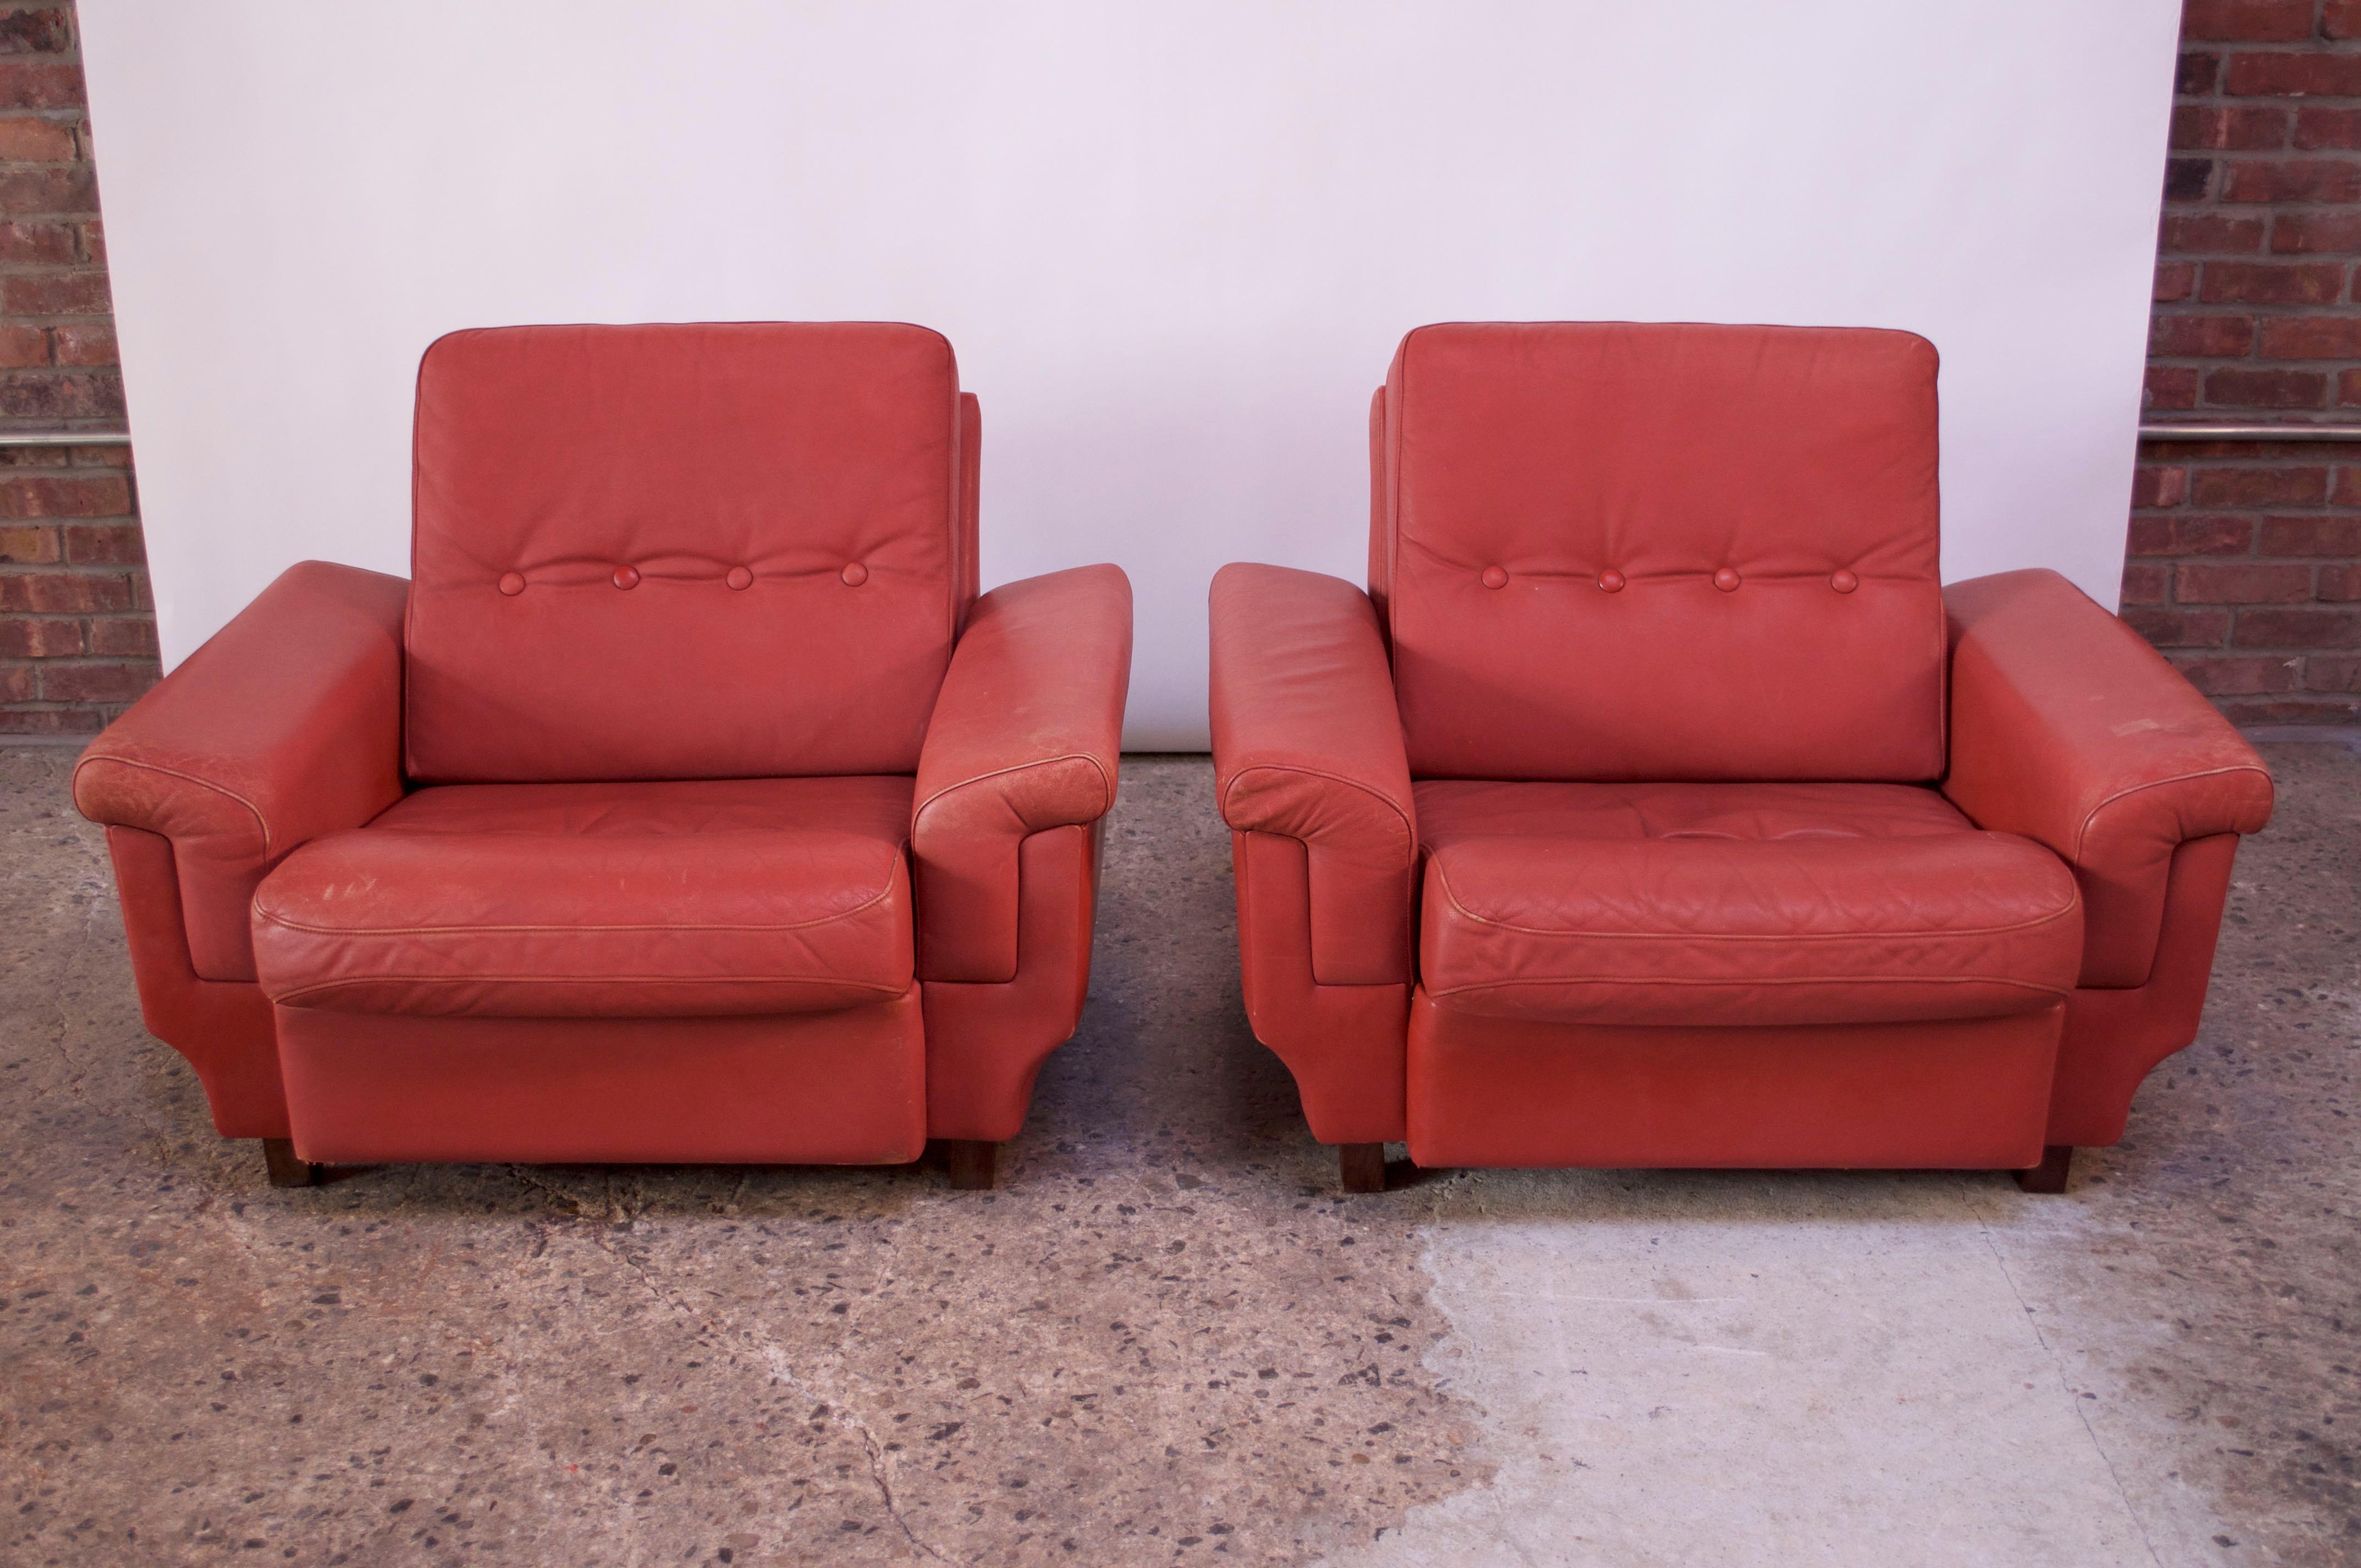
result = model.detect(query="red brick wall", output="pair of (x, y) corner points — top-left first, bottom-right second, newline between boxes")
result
(2131, 0), (2361, 723)
(0, 1), (154, 738)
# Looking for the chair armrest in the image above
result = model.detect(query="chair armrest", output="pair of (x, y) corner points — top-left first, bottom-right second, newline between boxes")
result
(72, 561), (409, 980)
(1210, 564), (1416, 984)
(1942, 568), (2273, 987)
(912, 565), (1132, 983)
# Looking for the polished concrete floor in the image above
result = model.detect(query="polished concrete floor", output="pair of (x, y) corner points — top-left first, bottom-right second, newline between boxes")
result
(2, 741), (2355, 1567)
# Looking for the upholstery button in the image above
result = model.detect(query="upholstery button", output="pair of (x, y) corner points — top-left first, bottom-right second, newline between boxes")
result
(841, 562), (870, 587)
(1713, 568), (1742, 592)
(1597, 569), (1625, 593)
(725, 566), (754, 591)
(612, 565), (641, 591)
(1830, 568), (1859, 594)
(496, 571), (525, 597)
(1480, 565), (1508, 589)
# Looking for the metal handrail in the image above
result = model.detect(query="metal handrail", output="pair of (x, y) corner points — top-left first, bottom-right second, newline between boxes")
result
(0, 429), (129, 447)
(2140, 422), (2361, 442)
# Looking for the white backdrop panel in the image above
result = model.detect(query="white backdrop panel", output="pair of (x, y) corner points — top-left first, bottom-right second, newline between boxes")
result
(79, 1), (2179, 749)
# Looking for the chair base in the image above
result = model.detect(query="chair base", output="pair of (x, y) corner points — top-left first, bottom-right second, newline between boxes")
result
(940, 1139), (998, 1190)
(274, 1000), (926, 1167)
(259, 1138), (320, 1189)
(262, 1134), (1007, 1189)
(2012, 1144), (2075, 1194)
(1406, 996), (2060, 1171)
(1339, 1142), (1388, 1193)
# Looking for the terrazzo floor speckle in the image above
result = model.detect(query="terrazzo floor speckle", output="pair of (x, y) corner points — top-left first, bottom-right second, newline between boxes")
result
(2, 743), (2355, 1566)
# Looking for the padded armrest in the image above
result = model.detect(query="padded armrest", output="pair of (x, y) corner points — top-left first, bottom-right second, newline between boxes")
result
(72, 561), (410, 980)
(1210, 564), (1416, 985)
(913, 564), (1132, 983)
(1942, 568), (2273, 987)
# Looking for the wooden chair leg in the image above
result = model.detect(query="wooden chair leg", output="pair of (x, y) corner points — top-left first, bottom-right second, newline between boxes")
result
(2013, 1144), (2073, 1194)
(943, 1139), (997, 1191)
(1339, 1142), (1387, 1193)
(260, 1138), (320, 1189)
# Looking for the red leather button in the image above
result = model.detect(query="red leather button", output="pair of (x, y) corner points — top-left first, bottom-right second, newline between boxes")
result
(1597, 569), (1625, 593)
(1830, 569), (1859, 594)
(1713, 568), (1742, 593)
(841, 562), (870, 587)
(611, 566), (641, 591)
(496, 572), (525, 597)
(1480, 565), (1509, 589)
(725, 566), (754, 591)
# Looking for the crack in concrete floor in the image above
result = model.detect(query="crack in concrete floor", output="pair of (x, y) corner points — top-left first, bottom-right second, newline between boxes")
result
(493, 1163), (965, 1560)
(1965, 1183), (2174, 1568)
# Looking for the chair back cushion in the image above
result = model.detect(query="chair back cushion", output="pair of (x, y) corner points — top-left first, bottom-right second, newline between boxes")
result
(1375, 322), (1947, 781)
(405, 322), (964, 782)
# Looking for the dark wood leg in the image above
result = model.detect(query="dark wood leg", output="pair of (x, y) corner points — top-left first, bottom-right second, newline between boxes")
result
(943, 1140), (997, 1191)
(2013, 1144), (2074, 1194)
(1339, 1142), (1387, 1194)
(260, 1138), (320, 1189)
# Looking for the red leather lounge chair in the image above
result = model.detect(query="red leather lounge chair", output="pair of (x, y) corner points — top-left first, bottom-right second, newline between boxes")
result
(1211, 322), (2271, 1195)
(74, 322), (1131, 1190)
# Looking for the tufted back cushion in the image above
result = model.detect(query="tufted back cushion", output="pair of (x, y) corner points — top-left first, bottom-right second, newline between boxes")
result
(1375, 322), (1947, 782)
(404, 323), (965, 783)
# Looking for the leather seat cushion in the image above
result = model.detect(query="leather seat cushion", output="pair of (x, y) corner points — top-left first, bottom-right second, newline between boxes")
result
(1415, 781), (2083, 1027)
(252, 776), (915, 1017)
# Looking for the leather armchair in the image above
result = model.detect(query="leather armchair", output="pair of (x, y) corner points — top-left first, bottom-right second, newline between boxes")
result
(75, 322), (1131, 1189)
(1211, 322), (2270, 1194)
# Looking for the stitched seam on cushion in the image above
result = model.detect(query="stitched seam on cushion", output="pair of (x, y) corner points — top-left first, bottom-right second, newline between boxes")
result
(253, 875), (895, 938)
(2071, 764), (2274, 861)
(270, 974), (913, 1006)
(1220, 763), (1416, 869)
(1388, 341), (1407, 652)
(913, 751), (1113, 837)
(73, 754), (273, 854)
(253, 848), (903, 934)
(1431, 861), (2080, 940)
(945, 374), (961, 646)
(1427, 974), (2073, 1000)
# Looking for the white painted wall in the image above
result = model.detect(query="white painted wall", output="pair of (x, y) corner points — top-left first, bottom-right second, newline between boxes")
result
(78, 1), (2179, 750)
